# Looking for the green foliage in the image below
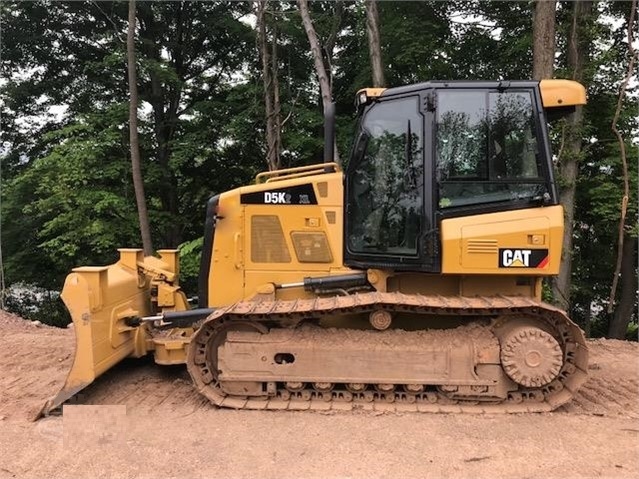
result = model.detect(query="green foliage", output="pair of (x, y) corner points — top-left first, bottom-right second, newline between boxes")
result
(541, 280), (554, 304)
(588, 317), (638, 342)
(626, 322), (639, 342)
(178, 237), (203, 296)
(2, 103), (142, 287)
(565, 1), (639, 333)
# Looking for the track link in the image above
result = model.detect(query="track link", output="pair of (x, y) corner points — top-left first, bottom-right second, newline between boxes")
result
(186, 292), (588, 413)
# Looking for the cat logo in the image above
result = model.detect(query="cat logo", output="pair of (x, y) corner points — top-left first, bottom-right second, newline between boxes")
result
(499, 248), (549, 268)
(501, 249), (531, 267)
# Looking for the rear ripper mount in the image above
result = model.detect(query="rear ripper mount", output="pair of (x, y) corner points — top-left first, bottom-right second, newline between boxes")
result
(187, 292), (588, 413)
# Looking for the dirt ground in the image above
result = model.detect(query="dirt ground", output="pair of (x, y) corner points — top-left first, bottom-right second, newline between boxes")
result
(1, 309), (638, 479)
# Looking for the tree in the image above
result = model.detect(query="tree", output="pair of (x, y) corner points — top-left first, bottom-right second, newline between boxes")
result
(256, 0), (282, 171)
(375, 1), (456, 83)
(296, 0), (338, 163)
(295, 0), (330, 104)
(607, 0), (637, 338)
(365, 0), (385, 87)
(0, 1), (130, 175)
(1, 104), (143, 287)
(1, 1), (257, 289)
(551, 0), (594, 312)
(608, 237), (638, 338)
(127, 0), (153, 256)
(532, 0), (557, 79)
(562, 0), (638, 337)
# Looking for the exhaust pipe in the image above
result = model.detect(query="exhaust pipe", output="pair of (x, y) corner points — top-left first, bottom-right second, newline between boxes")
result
(324, 102), (336, 165)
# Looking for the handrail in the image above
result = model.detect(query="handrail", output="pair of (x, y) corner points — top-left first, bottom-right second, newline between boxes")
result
(255, 162), (340, 184)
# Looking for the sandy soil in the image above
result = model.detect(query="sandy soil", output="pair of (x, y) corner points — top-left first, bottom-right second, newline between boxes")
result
(1, 309), (638, 479)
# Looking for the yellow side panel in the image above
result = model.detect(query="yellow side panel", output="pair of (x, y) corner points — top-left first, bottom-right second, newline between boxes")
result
(208, 171), (352, 305)
(441, 205), (564, 275)
(242, 172), (351, 299)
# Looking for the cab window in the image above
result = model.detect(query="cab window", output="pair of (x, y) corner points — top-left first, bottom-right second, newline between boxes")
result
(436, 90), (546, 209)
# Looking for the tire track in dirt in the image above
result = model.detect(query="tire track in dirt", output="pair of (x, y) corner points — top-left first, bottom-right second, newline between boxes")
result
(554, 338), (638, 417)
(560, 378), (638, 417)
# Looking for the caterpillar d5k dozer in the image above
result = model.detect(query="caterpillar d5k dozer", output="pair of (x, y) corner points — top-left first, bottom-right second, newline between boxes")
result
(41, 79), (589, 416)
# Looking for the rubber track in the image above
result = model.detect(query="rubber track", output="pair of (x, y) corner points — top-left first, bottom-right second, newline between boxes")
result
(186, 292), (589, 413)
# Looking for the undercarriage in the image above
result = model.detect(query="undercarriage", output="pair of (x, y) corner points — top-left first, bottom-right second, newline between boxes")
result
(187, 292), (588, 413)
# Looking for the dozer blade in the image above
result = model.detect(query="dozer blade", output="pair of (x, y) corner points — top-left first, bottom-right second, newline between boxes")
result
(38, 250), (151, 418)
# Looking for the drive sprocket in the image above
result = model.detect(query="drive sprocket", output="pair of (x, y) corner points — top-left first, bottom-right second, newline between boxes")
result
(500, 327), (563, 388)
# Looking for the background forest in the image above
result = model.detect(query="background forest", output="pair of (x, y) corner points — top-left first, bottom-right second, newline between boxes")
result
(0, 0), (636, 338)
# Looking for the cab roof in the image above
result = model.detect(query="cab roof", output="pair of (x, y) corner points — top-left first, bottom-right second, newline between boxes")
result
(356, 79), (586, 109)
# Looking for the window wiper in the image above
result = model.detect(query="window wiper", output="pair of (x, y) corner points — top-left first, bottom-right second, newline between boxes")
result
(527, 186), (552, 204)
(350, 130), (370, 175)
(357, 130), (370, 156)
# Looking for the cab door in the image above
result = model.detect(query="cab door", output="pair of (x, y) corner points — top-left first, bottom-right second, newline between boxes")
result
(344, 93), (438, 272)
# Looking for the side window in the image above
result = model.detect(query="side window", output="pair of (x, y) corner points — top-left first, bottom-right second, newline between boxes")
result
(436, 90), (545, 209)
(437, 92), (487, 180)
(348, 96), (423, 256)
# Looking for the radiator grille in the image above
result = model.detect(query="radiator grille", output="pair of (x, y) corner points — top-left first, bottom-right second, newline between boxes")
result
(251, 215), (291, 263)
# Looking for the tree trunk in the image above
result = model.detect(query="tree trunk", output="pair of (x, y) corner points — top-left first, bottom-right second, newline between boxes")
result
(324, 1), (344, 87)
(608, 0), (636, 313)
(296, 0), (331, 106)
(365, 0), (385, 87)
(271, 16), (282, 170)
(127, 0), (153, 256)
(551, 0), (592, 311)
(607, 233), (637, 339)
(256, 1), (280, 171)
(532, 0), (556, 80)
(137, 4), (182, 247)
(297, 0), (338, 163)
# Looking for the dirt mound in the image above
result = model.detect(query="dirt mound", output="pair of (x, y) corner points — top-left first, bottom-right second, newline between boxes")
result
(559, 338), (639, 417)
(1, 309), (39, 332)
(0, 309), (74, 420)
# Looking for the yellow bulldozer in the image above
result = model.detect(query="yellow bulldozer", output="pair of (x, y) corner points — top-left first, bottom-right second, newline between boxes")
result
(41, 79), (589, 415)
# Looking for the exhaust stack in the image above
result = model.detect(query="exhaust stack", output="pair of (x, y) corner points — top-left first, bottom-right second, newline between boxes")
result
(323, 102), (336, 165)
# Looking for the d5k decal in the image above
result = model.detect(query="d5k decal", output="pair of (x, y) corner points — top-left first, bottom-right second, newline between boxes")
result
(499, 248), (549, 268)
(240, 183), (318, 205)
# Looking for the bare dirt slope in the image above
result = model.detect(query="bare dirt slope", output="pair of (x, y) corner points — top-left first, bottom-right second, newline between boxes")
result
(1, 310), (638, 479)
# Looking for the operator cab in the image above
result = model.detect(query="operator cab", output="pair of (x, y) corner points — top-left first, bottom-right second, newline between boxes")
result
(344, 80), (585, 272)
